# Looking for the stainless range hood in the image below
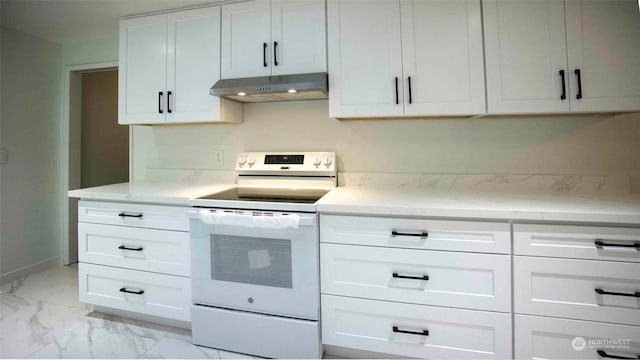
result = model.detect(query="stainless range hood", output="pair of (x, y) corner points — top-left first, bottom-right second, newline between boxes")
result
(209, 72), (328, 103)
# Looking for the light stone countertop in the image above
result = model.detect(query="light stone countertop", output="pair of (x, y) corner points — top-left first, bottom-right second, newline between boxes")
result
(68, 181), (235, 205)
(316, 187), (640, 225)
(67, 175), (640, 225)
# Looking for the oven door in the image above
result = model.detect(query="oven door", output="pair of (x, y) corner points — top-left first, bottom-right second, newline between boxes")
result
(189, 209), (319, 320)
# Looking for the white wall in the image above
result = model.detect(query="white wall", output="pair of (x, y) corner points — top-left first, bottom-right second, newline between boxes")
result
(61, 35), (118, 66)
(132, 100), (640, 192)
(0, 27), (62, 281)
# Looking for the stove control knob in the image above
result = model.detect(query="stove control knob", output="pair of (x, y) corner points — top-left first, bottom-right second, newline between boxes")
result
(238, 156), (247, 166)
(248, 157), (256, 166)
(323, 155), (333, 167)
(313, 156), (321, 167)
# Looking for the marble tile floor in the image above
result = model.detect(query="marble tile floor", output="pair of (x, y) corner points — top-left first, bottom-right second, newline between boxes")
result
(0, 264), (258, 359)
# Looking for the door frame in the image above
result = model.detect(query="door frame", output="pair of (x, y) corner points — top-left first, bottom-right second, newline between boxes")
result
(59, 61), (129, 265)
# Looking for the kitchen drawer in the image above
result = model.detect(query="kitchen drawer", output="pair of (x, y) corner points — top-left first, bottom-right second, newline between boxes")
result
(79, 263), (191, 321)
(514, 223), (640, 263)
(192, 305), (321, 359)
(514, 256), (640, 326)
(321, 243), (511, 312)
(320, 215), (510, 254)
(79, 223), (190, 276)
(78, 200), (189, 231)
(515, 314), (640, 359)
(321, 295), (512, 359)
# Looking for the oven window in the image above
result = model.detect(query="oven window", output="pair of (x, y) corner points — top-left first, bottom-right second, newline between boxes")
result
(210, 235), (293, 289)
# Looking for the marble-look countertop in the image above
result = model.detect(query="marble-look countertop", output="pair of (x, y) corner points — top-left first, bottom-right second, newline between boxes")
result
(316, 187), (640, 225)
(68, 174), (640, 224)
(68, 181), (234, 205)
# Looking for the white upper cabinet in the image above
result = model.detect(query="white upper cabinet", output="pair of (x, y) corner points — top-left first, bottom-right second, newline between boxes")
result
(400, 0), (485, 116)
(119, 14), (168, 124)
(484, 0), (640, 114)
(483, 0), (570, 114)
(565, 0), (640, 112)
(221, 0), (271, 79)
(221, 0), (326, 79)
(328, 0), (485, 118)
(328, 0), (405, 118)
(271, 0), (326, 76)
(167, 7), (224, 123)
(119, 7), (242, 125)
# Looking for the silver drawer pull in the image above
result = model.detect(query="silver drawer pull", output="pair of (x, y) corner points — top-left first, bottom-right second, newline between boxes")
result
(391, 230), (428, 239)
(119, 212), (143, 218)
(594, 240), (640, 251)
(392, 326), (429, 336)
(119, 287), (144, 295)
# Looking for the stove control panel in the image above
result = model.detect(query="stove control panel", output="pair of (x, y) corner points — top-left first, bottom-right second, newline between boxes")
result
(235, 152), (336, 174)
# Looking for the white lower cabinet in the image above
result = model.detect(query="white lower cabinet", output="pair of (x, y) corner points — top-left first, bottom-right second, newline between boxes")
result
(78, 200), (190, 231)
(514, 223), (640, 263)
(320, 214), (511, 254)
(77, 200), (191, 323)
(320, 214), (512, 358)
(513, 223), (640, 360)
(322, 295), (512, 359)
(79, 222), (191, 276)
(515, 314), (640, 359)
(79, 263), (191, 321)
(321, 243), (511, 312)
(514, 256), (640, 326)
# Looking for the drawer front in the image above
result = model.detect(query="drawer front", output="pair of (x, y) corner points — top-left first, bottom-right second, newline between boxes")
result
(321, 243), (511, 312)
(515, 314), (640, 359)
(514, 223), (640, 262)
(79, 223), (190, 276)
(514, 256), (640, 326)
(79, 263), (191, 321)
(192, 305), (321, 359)
(320, 215), (510, 254)
(321, 295), (512, 359)
(78, 200), (189, 231)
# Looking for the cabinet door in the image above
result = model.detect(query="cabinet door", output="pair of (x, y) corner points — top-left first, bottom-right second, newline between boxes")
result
(328, 0), (404, 118)
(483, 1), (570, 114)
(221, 0), (271, 79)
(271, 0), (326, 76)
(565, 0), (640, 112)
(118, 14), (168, 124)
(167, 7), (222, 123)
(322, 295), (513, 359)
(400, 0), (485, 116)
(515, 315), (640, 360)
(514, 256), (640, 326)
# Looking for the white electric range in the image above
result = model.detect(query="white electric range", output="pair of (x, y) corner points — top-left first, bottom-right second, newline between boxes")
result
(187, 152), (336, 359)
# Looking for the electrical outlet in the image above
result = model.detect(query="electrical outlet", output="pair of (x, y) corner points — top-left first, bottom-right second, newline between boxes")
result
(214, 150), (224, 166)
(0, 149), (7, 165)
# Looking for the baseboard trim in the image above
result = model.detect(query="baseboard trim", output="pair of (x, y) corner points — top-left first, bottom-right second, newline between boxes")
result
(0, 256), (61, 285)
(323, 345), (406, 359)
(92, 305), (191, 330)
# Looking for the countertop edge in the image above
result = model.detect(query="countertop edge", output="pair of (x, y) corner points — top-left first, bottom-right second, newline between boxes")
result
(316, 204), (640, 226)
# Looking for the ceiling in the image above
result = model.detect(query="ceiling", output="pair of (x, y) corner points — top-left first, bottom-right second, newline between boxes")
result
(0, 0), (224, 43)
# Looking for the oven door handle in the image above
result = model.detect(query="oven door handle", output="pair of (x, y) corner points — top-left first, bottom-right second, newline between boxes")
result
(186, 209), (315, 227)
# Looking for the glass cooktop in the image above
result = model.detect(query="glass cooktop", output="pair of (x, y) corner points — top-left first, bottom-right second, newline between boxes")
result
(197, 187), (331, 204)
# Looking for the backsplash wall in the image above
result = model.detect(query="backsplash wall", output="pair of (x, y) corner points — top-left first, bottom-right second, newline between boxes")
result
(131, 100), (640, 192)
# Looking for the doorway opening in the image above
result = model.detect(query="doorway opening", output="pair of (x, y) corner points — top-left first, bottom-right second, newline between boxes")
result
(63, 63), (129, 265)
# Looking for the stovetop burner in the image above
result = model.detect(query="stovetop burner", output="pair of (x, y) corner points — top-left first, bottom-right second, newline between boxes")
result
(197, 187), (331, 204)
